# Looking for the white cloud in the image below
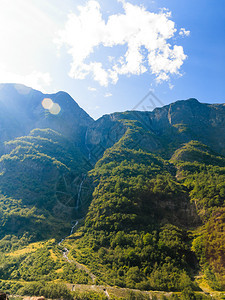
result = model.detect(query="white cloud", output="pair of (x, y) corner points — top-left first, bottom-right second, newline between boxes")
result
(0, 68), (52, 92)
(88, 86), (97, 92)
(179, 28), (190, 37)
(169, 83), (174, 90)
(104, 92), (112, 97)
(108, 56), (115, 63)
(56, 0), (189, 86)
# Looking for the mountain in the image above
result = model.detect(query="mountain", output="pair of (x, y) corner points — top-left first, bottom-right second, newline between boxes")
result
(86, 98), (225, 161)
(0, 83), (93, 148)
(0, 84), (224, 297)
(0, 83), (94, 242)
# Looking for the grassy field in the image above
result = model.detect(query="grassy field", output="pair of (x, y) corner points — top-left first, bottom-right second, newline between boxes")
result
(6, 240), (56, 257)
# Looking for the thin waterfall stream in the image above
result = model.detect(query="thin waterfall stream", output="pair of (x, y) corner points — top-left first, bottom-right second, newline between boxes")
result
(85, 130), (91, 161)
(57, 153), (98, 285)
(75, 175), (86, 210)
(58, 175), (85, 245)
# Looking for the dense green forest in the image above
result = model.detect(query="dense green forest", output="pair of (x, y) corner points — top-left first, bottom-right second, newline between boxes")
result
(1, 136), (225, 297)
(64, 140), (225, 294)
(0, 86), (225, 298)
(0, 128), (93, 247)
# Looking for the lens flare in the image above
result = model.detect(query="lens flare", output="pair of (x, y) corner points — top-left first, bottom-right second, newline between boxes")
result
(42, 98), (53, 109)
(42, 98), (61, 115)
(49, 103), (61, 115)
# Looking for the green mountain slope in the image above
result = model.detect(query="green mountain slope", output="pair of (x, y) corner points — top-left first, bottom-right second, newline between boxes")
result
(0, 84), (225, 297)
(0, 128), (93, 249)
(63, 139), (225, 292)
(86, 98), (225, 161)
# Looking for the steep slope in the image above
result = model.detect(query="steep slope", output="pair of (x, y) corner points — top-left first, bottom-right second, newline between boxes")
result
(171, 140), (225, 167)
(0, 84), (94, 249)
(0, 83), (93, 147)
(0, 85), (225, 295)
(65, 143), (197, 290)
(86, 99), (225, 161)
(0, 128), (93, 250)
(66, 139), (225, 292)
(171, 141), (225, 290)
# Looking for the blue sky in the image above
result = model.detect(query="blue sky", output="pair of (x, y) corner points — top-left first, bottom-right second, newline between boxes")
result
(0, 0), (224, 119)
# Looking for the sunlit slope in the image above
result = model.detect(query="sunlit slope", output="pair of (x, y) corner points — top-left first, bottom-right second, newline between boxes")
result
(86, 99), (225, 161)
(0, 84), (225, 293)
(66, 136), (225, 291)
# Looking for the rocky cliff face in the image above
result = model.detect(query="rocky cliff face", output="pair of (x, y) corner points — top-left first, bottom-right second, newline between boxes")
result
(0, 84), (224, 222)
(0, 84), (225, 291)
(1, 84), (224, 159)
(86, 98), (225, 158)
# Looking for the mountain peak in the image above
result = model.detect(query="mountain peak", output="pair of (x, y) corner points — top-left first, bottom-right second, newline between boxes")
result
(0, 83), (93, 145)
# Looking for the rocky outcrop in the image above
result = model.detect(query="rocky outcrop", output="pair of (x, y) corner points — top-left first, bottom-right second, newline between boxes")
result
(86, 98), (225, 158)
(1, 84), (224, 158)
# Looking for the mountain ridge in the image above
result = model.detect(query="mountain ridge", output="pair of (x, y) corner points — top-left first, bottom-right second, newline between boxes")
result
(85, 97), (225, 163)
(0, 83), (225, 296)
(0, 83), (93, 148)
(1, 83), (225, 159)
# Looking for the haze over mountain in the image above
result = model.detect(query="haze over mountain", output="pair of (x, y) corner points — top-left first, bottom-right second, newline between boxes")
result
(0, 83), (225, 297)
(0, 83), (93, 147)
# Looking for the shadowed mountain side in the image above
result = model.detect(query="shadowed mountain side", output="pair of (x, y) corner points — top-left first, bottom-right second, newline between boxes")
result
(0, 129), (93, 220)
(0, 83), (93, 148)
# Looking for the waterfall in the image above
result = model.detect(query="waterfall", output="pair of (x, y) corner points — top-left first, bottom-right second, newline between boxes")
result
(70, 220), (78, 235)
(75, 175), (86, 210)
(58, 174), (86, 245)
(58, 238), (64, 245)
(85, 130), (91, 161)
(58, 220), (79, 245)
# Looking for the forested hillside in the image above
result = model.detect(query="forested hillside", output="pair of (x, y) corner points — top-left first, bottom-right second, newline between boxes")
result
(0, 84), (225, 298)
(66, 140), (225, 292)
(0, 128), (91, 245)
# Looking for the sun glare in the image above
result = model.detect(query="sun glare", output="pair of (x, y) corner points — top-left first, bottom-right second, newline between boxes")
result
(42, 98), (61, 115)
(42, 98), (53, 109)
(49, 103), (61, 115)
